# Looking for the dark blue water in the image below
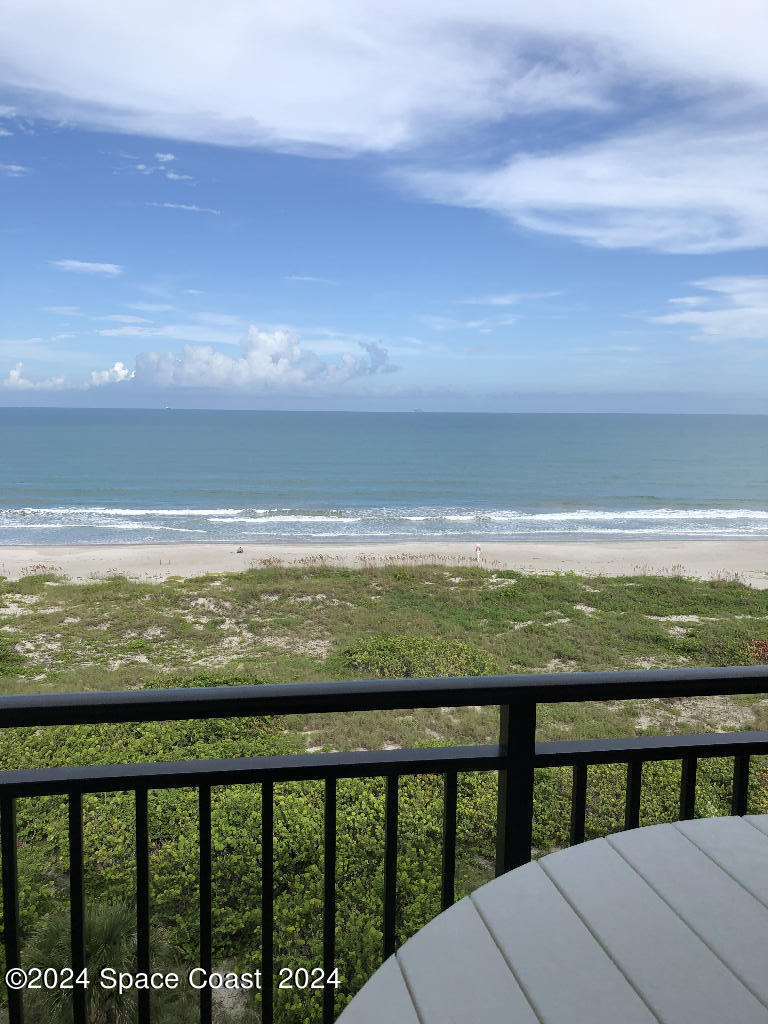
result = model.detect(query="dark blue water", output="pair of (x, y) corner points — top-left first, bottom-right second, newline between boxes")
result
(1, 409), (767, 543)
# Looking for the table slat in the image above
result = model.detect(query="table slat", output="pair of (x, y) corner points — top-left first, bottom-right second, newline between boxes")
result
(609, 823), (768, 1008)
(398, 896), (540, 1024)
(335, 956), (419, 1024)
(675, 816), (768, 908)
(540, 837), (768, 1024)
(472, 861), (656, 1024)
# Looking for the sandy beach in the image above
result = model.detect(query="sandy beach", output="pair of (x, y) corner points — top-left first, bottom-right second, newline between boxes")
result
(1, 541), (767, 587)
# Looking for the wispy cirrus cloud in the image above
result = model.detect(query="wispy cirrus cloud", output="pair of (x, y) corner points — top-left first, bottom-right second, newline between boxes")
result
(49, 259), (123, 276)
(459, 291), (561, 306)
(285, 275), (335, 284)
(419, 313), (519, 333)
(128, 302), (174, 312)
(96, 314), (152, 324)
(146, 202), (220, 215)
(653, 276), (768, 341)
(402, 123), (768, 254)
(4, 1), (768, 260)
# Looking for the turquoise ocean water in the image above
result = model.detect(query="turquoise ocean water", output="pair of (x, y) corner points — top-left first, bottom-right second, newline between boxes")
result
(1, 409), (767, 544)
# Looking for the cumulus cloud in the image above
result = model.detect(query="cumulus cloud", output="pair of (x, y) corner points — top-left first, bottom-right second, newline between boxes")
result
(135, 326), (396, 391)
(0, 163), (27, 177)
(50, 259), (123, 275)
(2, 362), (66, 390)
(154, 152), (175, 162)
(653, 276), (768, 340)
(90, 361), (134, 386)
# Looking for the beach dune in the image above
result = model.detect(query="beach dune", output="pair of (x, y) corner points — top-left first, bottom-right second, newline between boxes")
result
(1, 541), (767, 588)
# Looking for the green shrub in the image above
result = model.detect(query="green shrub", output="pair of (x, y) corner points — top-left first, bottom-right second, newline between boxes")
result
(0, 635), (22, 676)
(342, 633), (497, 678)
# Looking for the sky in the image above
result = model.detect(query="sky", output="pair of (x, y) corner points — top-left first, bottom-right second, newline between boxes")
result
(1, 0), (767, 411)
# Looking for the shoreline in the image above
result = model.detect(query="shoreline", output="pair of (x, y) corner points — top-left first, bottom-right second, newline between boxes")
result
(2, 540), (767, 587)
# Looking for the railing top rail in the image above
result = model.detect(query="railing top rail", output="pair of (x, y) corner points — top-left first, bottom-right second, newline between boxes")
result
(0, 729), (766, 797)
(0, 665), (765, 728)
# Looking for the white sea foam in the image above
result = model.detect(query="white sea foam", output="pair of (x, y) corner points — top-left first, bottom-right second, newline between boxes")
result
(2, 504), (767, 541)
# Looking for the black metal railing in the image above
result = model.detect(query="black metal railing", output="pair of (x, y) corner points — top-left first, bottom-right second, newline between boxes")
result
(1, 664), (767, 1024)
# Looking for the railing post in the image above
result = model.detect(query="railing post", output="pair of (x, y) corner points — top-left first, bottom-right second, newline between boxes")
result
(495, 699), (536, 876)
(1, 796), (24, 1024)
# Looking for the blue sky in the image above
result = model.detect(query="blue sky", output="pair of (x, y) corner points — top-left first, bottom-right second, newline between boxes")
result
(2, 1), (767, 411)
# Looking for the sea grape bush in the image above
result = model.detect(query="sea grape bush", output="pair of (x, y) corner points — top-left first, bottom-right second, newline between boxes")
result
(342, 633), (498, 678)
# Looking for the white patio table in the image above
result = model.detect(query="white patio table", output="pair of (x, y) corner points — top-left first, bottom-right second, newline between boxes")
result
(337, 815), (768, 1024)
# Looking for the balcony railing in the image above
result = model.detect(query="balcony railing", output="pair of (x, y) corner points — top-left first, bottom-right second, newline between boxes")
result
(1, 664), (767, 1024)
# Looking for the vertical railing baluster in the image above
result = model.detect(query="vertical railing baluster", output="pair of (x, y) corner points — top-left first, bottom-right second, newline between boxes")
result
(68, 792), (86, 1024)
(199, 785), (212, 1024)
(679, 756), (697, 820)
(441, 771), (458, 911)
(625, 761), (642, 830)
(1, 796), (24, 1024)
(732, 754), (750, 816)
(569, 763), (588, 846)
(495, 699), (536, 875)
(322, 778), (337, 1024)
(383, 775), (399, 959)
(261, 780), (274, 1024)
(135, 788), (151, 1024)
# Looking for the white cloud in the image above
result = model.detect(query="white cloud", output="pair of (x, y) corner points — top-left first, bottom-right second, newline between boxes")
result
(134, 326), (396, 391)
(4, 2), (768, 154)
(285, 275), (334, 284)
(0, 163), (27, 177)
(0, 128), (13, 136)
(2, 362), (66, 390)
(98, 314), (151, 323)
(164, 170), (192, 180)
(460, 290), (561, 306)
(185, 289), (203, 296)
(7, 1), (768, 253)
(146, 202), (220, 215)
(128, 302), (173, 312)
(42, 305), (81, 315)
(420, 313), (519, 332)
(652, 276), (768, 340)
(95, 323), (242, 345)
(90, 361), (134, 386)
(403, 123), (768, 254)
(50, 259), (123, 276)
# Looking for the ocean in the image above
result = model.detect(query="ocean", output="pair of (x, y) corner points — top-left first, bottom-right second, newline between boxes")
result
(1, 409), (767, 544)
